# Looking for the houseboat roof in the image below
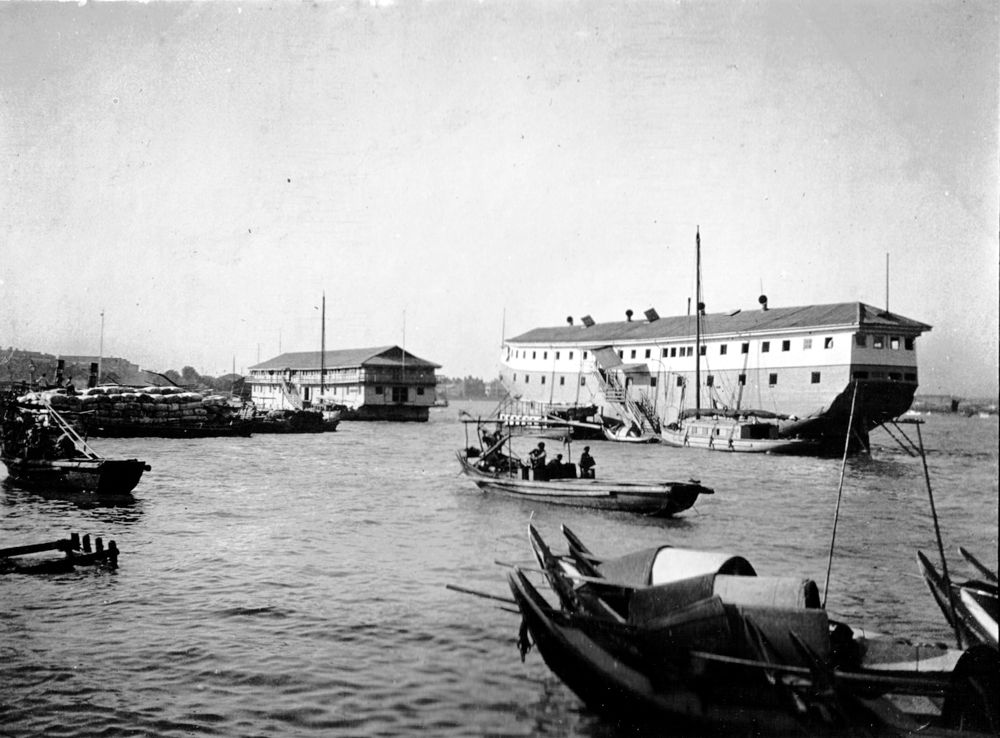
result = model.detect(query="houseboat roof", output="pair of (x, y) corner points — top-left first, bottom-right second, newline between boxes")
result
(507, 302), (931, 345)
(250, 346), (441, 372)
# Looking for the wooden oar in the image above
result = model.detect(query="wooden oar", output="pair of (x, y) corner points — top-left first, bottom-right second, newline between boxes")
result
(445, 583), (516, 606)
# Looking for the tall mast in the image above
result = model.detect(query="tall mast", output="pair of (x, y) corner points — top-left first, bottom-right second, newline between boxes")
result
(695, 227), (701, 415)
(320, 292), (326, 399)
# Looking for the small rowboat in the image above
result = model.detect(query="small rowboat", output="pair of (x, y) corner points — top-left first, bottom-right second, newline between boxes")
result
(1, 456), (149, 496)
(456, 450), (711, 517)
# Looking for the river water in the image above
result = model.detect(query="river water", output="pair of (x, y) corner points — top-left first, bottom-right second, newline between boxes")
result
(1, 402), (996, 737)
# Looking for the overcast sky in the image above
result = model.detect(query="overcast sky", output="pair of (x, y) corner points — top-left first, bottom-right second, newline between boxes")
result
(2, 1), (997, 396)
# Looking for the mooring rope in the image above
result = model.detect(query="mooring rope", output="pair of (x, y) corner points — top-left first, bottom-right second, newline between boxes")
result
(823, 381), (858, 608)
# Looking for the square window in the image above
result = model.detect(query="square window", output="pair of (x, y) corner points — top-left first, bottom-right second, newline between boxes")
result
(890, 337), (900, 350)
(781, 340), (790, 352)
(769, 373), (778, 386)
(687, 347), (694, 357)
(904, 338), (914, 350)
(375, 386), (384, 395)
(720, 345), (728, 355)
(873, 336), (884, 349)
(738, 373), (746, 386)
(741, 342), (749, 354)
(762, 341), (770, 353)
(824, 337), (834, 349)
(644, 349), (651, 359)
(670, 348), (677, 357)
(706, 375), (714, 387)
(676, 376), (684, 387)
(811, 372), (821, 384)
(630, 350), (636, 359)
(569, 351), (574, 359)
(854, 334), (866, 348)
(803, 338), (812, 350)
(650, 377), (657, 388)
(662, 348), (669, 358)
(417, 387), (425, 395)
(699, 346), (706, 356)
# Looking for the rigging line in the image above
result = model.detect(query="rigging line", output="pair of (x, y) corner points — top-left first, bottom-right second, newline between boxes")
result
(822, 381), (858, 608)
(877, 421), (916, 457)
(916, 421), (963, 650)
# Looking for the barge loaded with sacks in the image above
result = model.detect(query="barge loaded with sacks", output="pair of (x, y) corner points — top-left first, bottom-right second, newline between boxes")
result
(39, 385), (252, 438)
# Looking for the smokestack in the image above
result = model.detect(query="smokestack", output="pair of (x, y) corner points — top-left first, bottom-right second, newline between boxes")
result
(88, 362), (99, 388)
(625, 309), (633, 322)
(758, 295), (769, 311)
(566, 316), (574, 326)
(56, 359), (65, 385)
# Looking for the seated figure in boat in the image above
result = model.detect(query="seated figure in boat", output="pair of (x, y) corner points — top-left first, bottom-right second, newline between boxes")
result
(546, 454), (570, 479)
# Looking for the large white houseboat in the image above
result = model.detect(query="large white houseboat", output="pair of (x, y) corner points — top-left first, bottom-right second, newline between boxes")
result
(499, 301), (930, 451)
(248, 346), (440, 422)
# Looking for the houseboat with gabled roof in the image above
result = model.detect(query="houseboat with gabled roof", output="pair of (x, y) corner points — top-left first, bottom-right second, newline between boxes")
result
(499, 301), (931, 452)
(248, 346), (440, 422)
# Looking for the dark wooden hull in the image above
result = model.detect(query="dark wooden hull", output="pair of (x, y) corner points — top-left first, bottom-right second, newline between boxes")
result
(81, 420), (253, 438)
(457, 453), (710, 517)
(1, 456), (149, 495)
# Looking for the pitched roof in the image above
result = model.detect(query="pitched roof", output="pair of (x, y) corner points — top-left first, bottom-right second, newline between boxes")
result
(507, 302), (931, 344)
(249, 345), (440, 371)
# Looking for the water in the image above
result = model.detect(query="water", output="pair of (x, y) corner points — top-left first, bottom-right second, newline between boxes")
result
(1, 402), (996, 737)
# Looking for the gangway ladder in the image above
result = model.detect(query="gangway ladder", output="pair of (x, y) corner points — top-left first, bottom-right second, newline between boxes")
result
(595, 370), (659, 434)
(280, 379), (304, 410)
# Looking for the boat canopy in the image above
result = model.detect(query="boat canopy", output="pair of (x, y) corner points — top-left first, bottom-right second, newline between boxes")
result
(678, 408), (789, 422)
(597, 545), (756, 586)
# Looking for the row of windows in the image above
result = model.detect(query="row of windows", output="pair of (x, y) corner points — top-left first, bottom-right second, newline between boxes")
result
(511, 333), (916, 363)
(512, 369), (918, 389)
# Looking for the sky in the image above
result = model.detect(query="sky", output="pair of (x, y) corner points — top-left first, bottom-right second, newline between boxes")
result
(1, 0), (997, 397)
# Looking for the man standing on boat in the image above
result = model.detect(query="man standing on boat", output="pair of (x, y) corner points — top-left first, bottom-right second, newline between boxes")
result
(528, 442), (547, 478)
(579, 447), (595, 479)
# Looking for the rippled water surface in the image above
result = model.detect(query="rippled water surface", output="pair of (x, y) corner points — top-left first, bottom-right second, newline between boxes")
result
(1, 403), (997, 736)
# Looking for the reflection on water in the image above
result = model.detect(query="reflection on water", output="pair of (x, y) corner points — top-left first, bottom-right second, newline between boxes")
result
(0, 407), (996, 737)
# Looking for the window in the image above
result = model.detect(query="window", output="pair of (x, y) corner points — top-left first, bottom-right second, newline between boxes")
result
(853, 371), (869, 379)
(555, 351), (560, 360)
(855, 334), (866, 347)
(650, 377), (657, 388)
(580, 377), (586, 386)
(905, 372), (917, 381)
(803, 338), (812, 350)
(781, 340), (790, 352)
(904, 338), (914, 351)
(824, 337), (834, 349)
(670, 347), (677, 358)
(687, 347), (694, 357)
(699, 346), (706, 356)
(532, 351), (537, 359)
(676, 376), (684, 387)
(569, 351), (574, 360)
(741, 342), (749, 354)
(543, 351), (547, 359)
(769, 373), (778, 386)
(889, 372), (901, 381)
(524, 375), (530, 384)
(890, 337), (900, 350)
(559, 376), (565, 386)
(720, 345), (728, 355)
(644, 349), (651, 359)
(618, 350), (623, 359)
(811, 372), (821, 384)
(583, 351), (588, 359)
(391, 387), (408, 402)
(761, 341), (770, 353)
(662, 348), (669, 358)
(375, 386), (384, 395)
(706, 375), (714, 387)
(738, 374), (746, 386)
(417, 387), (425, 395)
(630, 350), (636, 359)
(873, 335), (884, 349)
(541, 376), (546, 384)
